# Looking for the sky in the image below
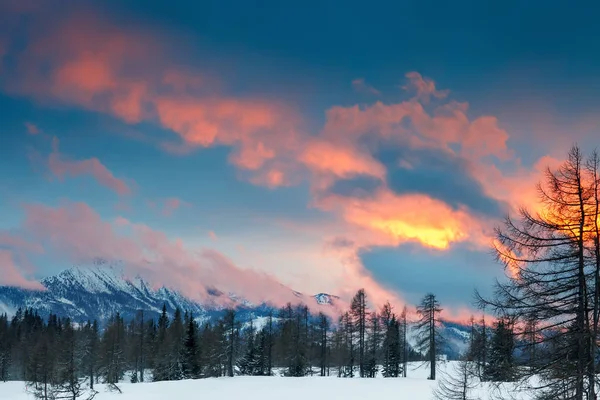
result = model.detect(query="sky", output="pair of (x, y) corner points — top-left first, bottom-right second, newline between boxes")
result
(1, 0), (600, 319)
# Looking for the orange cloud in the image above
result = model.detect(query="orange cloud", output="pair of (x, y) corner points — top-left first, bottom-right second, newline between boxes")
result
(300, 140), (386, 180)
(317, 189), (491, 250)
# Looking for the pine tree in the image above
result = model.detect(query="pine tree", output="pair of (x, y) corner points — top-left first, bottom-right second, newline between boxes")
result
(182, 316), (200, 379)
(223, 308), (236, 377)
(400, 306), (408, 378)
(153, 304), (170, 381)
(350, 289), (368, 377)
(317, 312), (329, 377)
(0, 313), (10, 382)
(484, 318), (515, 382)
(415, 293), (443, 380)
(366, 311), (380, 378)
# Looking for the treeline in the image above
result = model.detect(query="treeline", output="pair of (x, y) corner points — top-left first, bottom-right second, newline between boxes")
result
(0, 289), (435, 399)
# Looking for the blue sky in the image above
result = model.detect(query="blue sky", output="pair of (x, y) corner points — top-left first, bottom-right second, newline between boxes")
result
(1, 0), (599, 316)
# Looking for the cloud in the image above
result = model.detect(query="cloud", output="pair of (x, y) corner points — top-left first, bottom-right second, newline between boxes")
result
(47, 139), (132, 196)
(351, 78), (381, 96)
(161, 197), (190, 216)
(208, 231), (218, 241)
(402, 71), (449, 102)
(316, 188), (491, 250)
(19, 201), (310, 307)
(24, 121), (40, 135)
(299, 140), (386, 180)
(1, 10), (301, 187)
(0, 250), (44, 289)
(0, 232), (44, 290)
(0, 4), (556, 312)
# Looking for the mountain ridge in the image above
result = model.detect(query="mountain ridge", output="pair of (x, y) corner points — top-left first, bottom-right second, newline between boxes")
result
(0, 261), (340, 324)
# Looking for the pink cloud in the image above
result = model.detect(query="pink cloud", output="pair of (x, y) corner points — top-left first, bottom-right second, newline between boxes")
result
(402, 71), (449, 102)
(0, 231), (44, 254)
(0, 4), (548, 312)
(161, 197), (189, 216)
(1, 11), (304, 188)
(0, 250), (44, 290)
(21, 201), (307, 307)
(47, 139), (132, 196)
(24, 122), (40, 135)
(208, 231), (218, 241)
(351, 78), (381, 96)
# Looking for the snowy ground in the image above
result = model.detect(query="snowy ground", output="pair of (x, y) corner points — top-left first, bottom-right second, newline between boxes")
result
(0, 363), (531, 400)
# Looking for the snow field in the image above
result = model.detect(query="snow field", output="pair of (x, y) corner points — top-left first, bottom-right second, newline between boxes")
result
(0, 362), (531, 400)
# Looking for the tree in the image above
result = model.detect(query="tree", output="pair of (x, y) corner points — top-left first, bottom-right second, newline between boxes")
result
(0, 313), (10, 382)
(182, 316), (200, 379)
(223, 308), (236, 377)
(366, 311), (380, 378)
(483, 318), (515, 382)
(433, 360), (479, 400)
(399, 306), (408, 378)
(54, 319), (84, 400)
(341, 311), (355, 377)
(415, 293), (442, 380)
(267, 308), (274, 376)
(153, 304), (170, 381)
(380, 302), (401, 378)
(100, 313), (126, 385)
(350, 289), (368, 377)
(478, 146), (600, 399)
(317, 312), (329, 377)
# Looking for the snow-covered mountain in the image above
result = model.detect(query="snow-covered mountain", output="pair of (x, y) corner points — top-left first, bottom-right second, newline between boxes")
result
(0, 259), (339, 325)
(0, 260), (471, 358)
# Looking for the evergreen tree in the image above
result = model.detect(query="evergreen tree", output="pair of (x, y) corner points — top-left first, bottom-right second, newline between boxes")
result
(415, 293), (443, 380)
(182, 316), (201, 379)
(0, 313), (10, 382)
(317, 312), (329, 377)
(223, 308), (236, 377)
(484, 318), (515, 382)
(350, 289), (368, 377)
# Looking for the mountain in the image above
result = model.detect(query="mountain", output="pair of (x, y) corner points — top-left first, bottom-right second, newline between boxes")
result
(0, 259), (339, 325)
(0, 260), (471, 358)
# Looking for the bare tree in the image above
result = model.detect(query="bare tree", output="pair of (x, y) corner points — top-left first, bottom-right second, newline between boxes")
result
(433, 360), (480, 400)
(477, 145), (600, 399)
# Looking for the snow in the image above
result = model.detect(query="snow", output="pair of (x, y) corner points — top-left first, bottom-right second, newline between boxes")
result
(0, 363), (531, 400)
